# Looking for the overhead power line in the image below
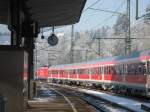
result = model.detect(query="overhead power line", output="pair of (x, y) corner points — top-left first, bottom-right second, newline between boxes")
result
(91, 0), (126, 29)
(83, 0), (102, 12)
(88, 8), (125, 15)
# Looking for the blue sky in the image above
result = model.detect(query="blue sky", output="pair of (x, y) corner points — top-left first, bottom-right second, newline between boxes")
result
(73, 0), (150, 31)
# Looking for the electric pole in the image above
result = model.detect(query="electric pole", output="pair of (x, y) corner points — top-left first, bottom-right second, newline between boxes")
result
(125, 0), (131, 55)
(85, 49), (88, 62)
(98, 38), (101, 57)
(136, 0), (139, 20)
(70, 24), (74, 63)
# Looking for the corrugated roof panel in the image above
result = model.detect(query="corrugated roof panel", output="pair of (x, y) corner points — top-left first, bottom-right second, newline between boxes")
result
(26, 0), (86, 27)
(0, 0), (86, 27)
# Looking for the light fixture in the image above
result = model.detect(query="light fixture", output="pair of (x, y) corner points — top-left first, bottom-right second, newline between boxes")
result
(41, 28), (44, 39)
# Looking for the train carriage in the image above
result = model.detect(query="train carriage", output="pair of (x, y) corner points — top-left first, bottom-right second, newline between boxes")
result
(37, 50), (150, 96)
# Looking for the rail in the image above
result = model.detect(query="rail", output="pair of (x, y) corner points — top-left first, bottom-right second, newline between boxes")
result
(50, 88), (78, 112)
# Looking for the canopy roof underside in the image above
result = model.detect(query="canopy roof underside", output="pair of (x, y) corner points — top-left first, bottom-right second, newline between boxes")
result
(0, 0), (86, 27)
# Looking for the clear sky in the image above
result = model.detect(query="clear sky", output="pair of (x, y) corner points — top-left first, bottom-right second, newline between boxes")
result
(73, 0), (150, 31)
(43, 0), (150, 35)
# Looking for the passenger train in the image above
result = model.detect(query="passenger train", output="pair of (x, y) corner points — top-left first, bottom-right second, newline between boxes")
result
(36, 50), (150, 96)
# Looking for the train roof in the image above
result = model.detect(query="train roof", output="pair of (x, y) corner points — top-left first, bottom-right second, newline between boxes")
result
(49, 49), (150, 70)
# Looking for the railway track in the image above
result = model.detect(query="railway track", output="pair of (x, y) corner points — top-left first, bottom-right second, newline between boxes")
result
(24, 83), (98, 112)
(48, 83), (150, 112)
(25, 81), (150, 112)
(47, 83), (130, 112)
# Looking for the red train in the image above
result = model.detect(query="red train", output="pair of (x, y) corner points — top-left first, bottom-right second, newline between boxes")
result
(37, 50), (150, 96)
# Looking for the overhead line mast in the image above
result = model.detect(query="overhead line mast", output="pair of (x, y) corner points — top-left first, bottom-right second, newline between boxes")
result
(70, 24), (74, 63)
(125, 0), (131, 55)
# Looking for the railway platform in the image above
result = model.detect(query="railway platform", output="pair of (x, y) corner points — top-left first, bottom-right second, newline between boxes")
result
(51, 84), (150, 112)
(77, 88), (150, 112)
(141, 103), (150, 112)
(24, 86), (97, 112)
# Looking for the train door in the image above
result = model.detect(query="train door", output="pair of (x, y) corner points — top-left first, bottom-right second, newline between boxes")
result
(147, 60), (150, 95)
(101, 66), (104, 82)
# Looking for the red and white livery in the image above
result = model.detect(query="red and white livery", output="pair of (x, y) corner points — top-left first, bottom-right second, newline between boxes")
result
(37, 50), (150, 96)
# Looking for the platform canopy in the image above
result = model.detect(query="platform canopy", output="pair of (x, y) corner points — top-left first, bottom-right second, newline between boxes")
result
(0, 0), (86, 27)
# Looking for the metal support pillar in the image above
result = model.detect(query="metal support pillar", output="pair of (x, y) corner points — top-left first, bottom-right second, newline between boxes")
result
(10, 0), (21, 47)
(136, 0), (139, 20)
(85, 49), (88, 62)
(25, 36), (34, 99)
(125, 0), (131, 55)
(35, 42), (38, 79)
(98, 38), (101, 57)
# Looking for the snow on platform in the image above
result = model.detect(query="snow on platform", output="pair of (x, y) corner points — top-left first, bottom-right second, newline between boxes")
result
(78, 89), (149, 112)
(141, 103), (150, 112)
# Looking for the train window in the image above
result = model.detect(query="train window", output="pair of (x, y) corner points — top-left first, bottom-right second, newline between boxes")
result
(72, 70), (75, 74)
(82, 69), (89, 74)
(77, 69), (87, 74)
(90, 67), (98, 74)
(73, 69), (76, 74)
(109, 66), (113, 74)
(66, 70), (70, 74)
(100, 66), (104, 75)
(148, 61), (150, 75)
(49, 71), (51, 75)
(64, 70), (67, 74)
(124, 65), (128, 75)
(52, 70), (57, 74)
(115, 65), (119, 75)
(115, 65), (124, 75)
(109, 66), (114, 75)
(106, 66), (109, 74)
(79, 69), (83, 74)
(122, 65), (126, 75)
(108, 66), (111, 74)
(90, 68), (95, 74)
(78, 69), (82, 74)
(71, 70), (74, 74)
(76, 69), (80, 74)
(130, 62), (146, 75)
(147, 61), (150, 75)
(140, 62), (146, 75)
(60, 70), (64, 75)
(72, 69), (76, 74)
(127, 64), (134, 75)
(68, 70), (72, 74)
(118, 65), (122, 75)
(98, 67), (101, 74)
(126, 63), (147, 75)
(52, 70), (54, 74)
(94, 68), (98, 74)
(127, 64), (131, 75)
(59, 70), (61, 74)
(104, 66), (108, 75)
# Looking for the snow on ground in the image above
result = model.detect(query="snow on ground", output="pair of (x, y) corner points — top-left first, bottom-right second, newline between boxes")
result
(79, 89), (148, 112)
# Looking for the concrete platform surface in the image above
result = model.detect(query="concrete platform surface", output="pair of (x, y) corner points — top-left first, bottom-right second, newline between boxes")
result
(78, 89), (150, 112)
